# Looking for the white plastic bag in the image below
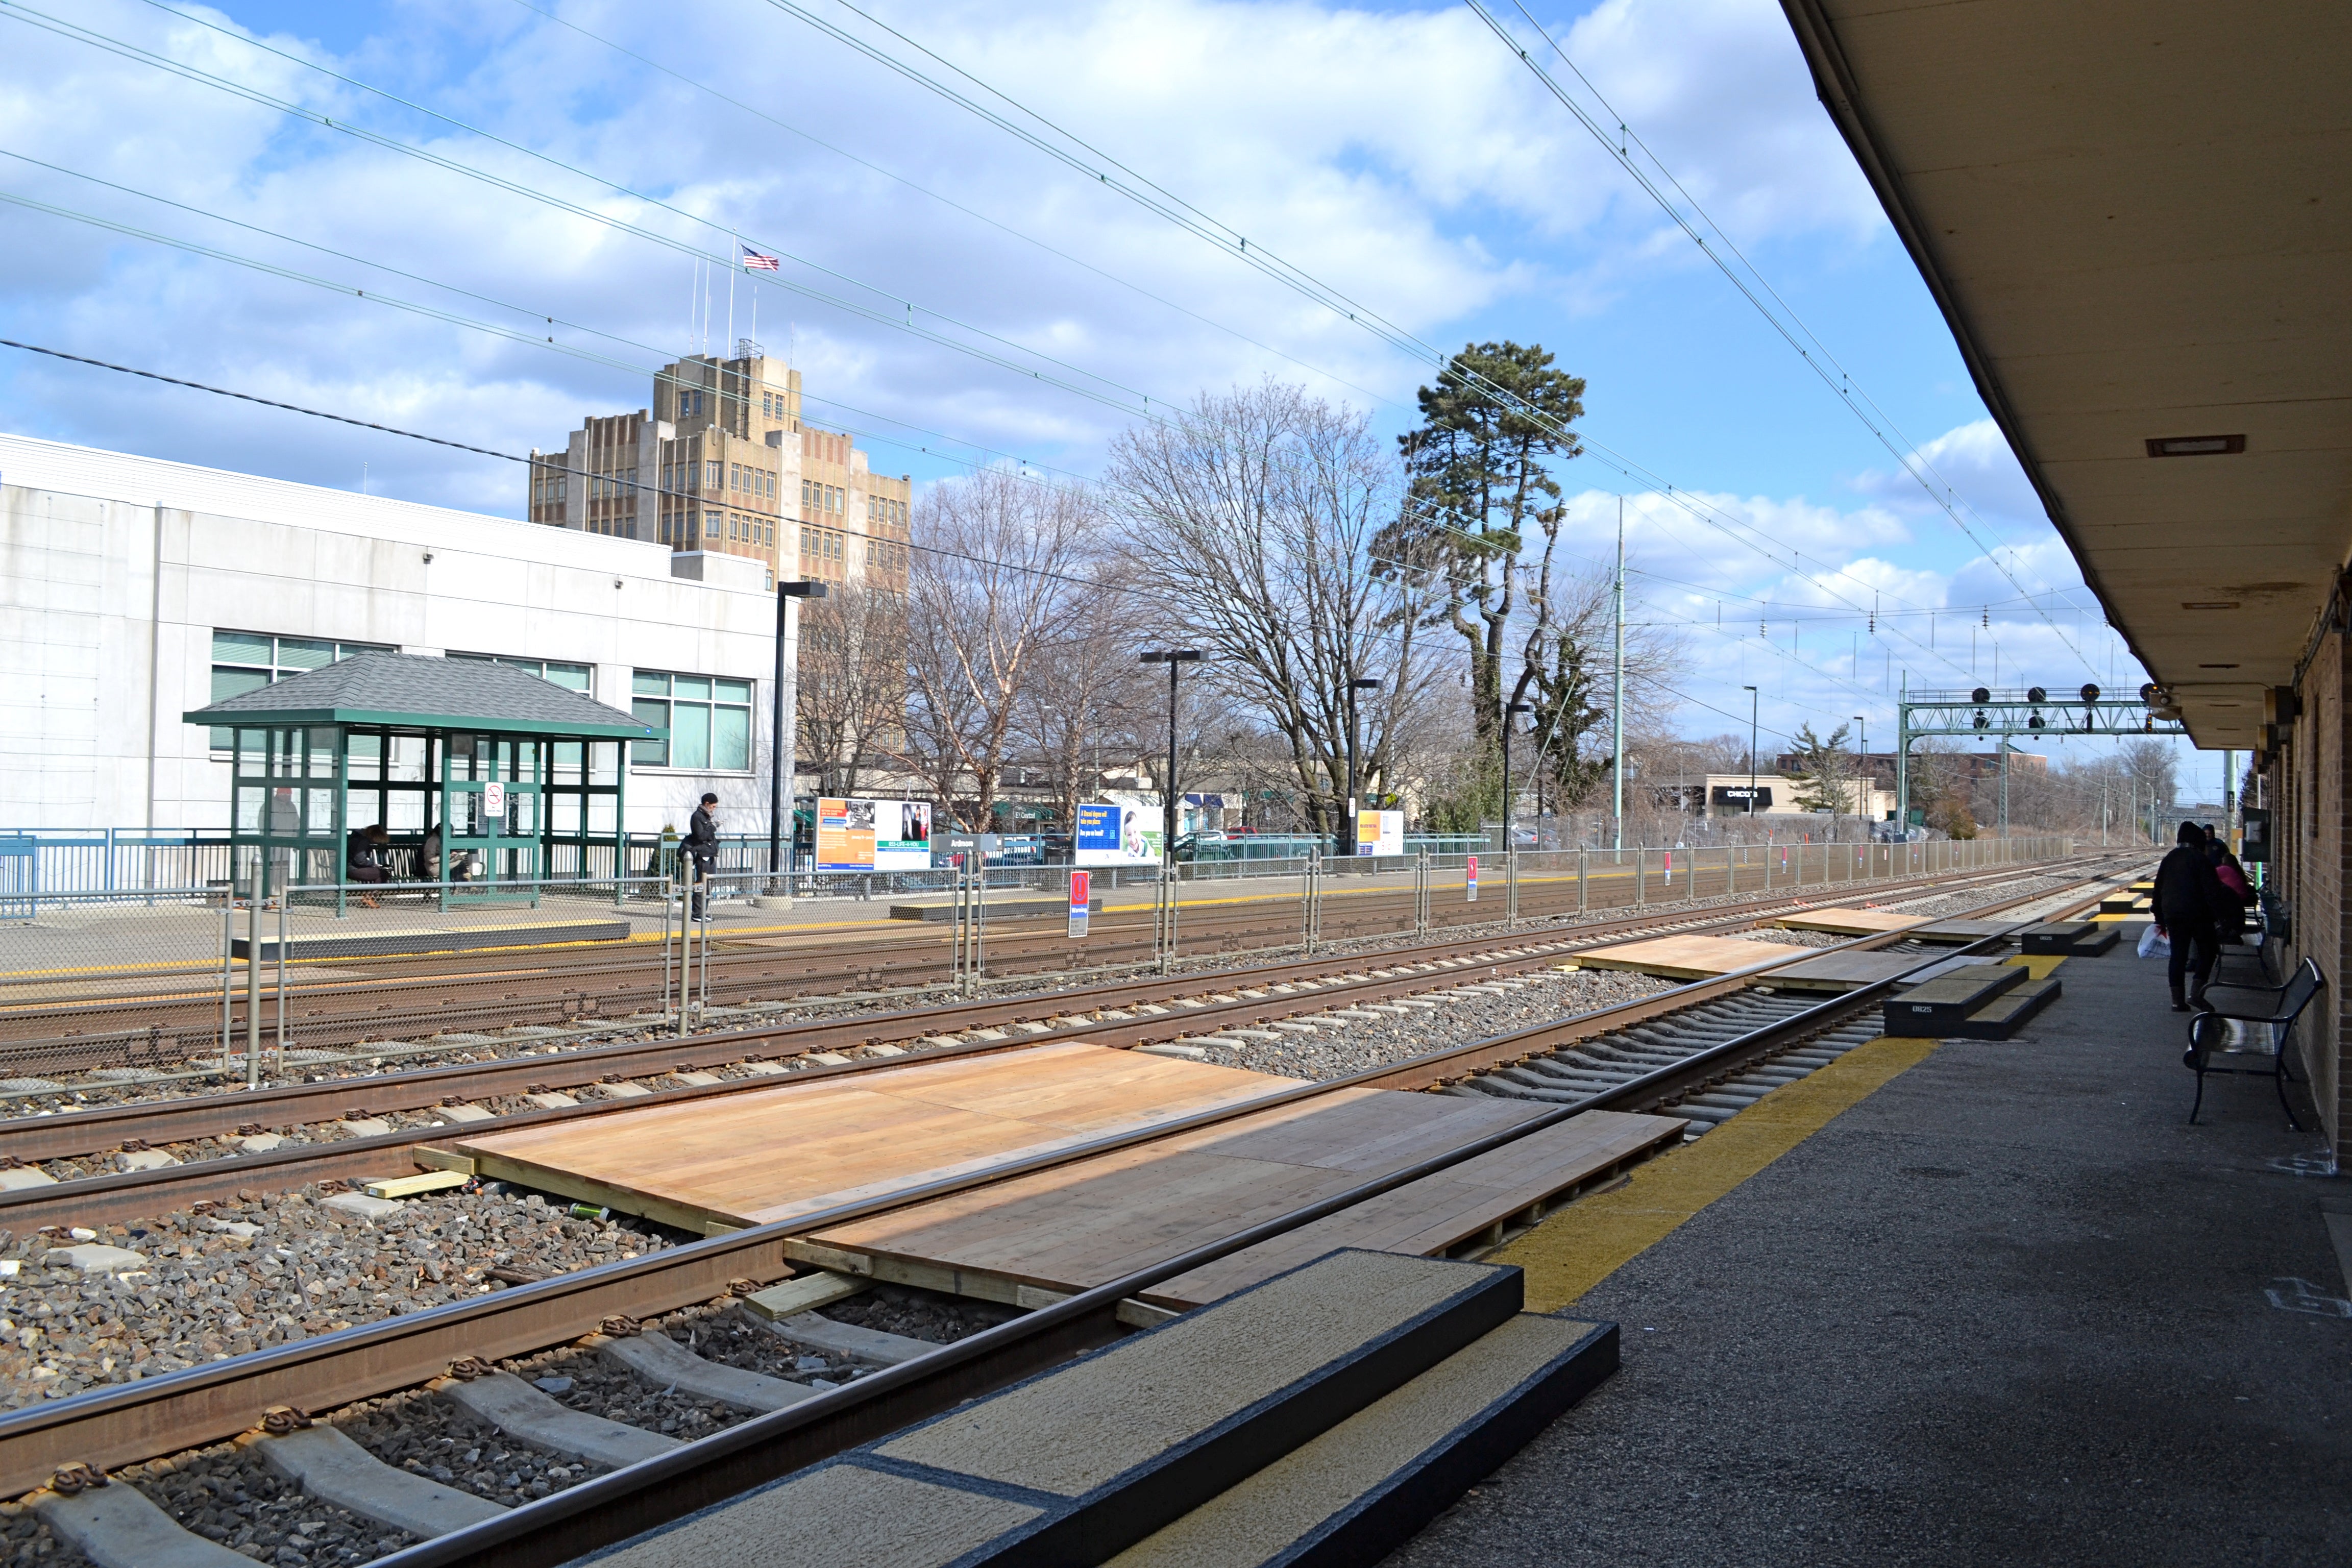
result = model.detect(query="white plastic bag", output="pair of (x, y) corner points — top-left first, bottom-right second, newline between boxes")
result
(2137, 924), (2171, 960)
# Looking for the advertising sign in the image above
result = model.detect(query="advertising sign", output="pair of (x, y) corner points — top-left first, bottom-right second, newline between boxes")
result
(1075, 802), (1157, 866)
(816, 798), (934, 872)
(1354, 810), (1405, 857)
(1466, 853), (1479, 902)
(1068, 870), (1090, 939)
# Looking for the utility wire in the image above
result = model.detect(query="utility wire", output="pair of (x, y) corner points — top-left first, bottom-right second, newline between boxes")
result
(1468, 0), (2096, 668)
(9, 0), (1158, 416)
(754, 0), (2038, 692)
(496, 0), (1402, 416)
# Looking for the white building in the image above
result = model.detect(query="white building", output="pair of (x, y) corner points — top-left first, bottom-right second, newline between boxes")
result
(0, 431), (795, 838)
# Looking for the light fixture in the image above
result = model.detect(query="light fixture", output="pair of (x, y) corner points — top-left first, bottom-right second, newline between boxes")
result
(2180, 601), (2240, 610)
(1970, 686), (1990, 704)
(2197, 663), (2239, 669)
(2145, 434), (2245, 457)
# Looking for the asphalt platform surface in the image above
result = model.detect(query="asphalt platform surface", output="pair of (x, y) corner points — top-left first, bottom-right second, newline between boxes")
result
(1387, 933), (2352, 1566)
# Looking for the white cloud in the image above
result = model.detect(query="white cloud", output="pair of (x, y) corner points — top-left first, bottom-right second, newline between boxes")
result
(0, 0), (1885, 508)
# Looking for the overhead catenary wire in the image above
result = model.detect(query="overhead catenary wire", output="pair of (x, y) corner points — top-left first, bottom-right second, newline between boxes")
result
(747, 0), (2061, 695)
(1466, 0), (2097, 670)
(5, 0), (1160, 419)
(63, 0), (2056, 703)
(18, 0), (2117, 719)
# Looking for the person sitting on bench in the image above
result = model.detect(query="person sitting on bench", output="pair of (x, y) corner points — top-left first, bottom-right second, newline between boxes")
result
(347, 823), (393, 908)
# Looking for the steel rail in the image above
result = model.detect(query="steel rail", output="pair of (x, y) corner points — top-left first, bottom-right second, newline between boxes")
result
(0, 854), (2094, 1162)
(0, 850), (2061, 1064)
(368, 865), (2144, 1568)
(0, 859), (2134, 1496)
(0, 859), (2113, 1234)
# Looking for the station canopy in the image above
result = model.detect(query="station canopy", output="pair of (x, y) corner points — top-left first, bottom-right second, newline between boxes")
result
(1779, 1), (2352, 748)
(183, 652), (662, 899)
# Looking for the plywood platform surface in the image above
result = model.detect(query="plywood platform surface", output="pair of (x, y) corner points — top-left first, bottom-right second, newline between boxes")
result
(1771, 906), (1922, 935)
(798, 1095), (1684, 1309)
(1763, 950), (1934, 990)
(1574, 934), (1792, 979)
(451, 1042), (1309, 1232)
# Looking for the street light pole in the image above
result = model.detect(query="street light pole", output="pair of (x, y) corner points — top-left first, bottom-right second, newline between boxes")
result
(1743, 684), (1758, 821)
(770, 580), (826, 888)
(1344, 676), (1382, 858)
(1139, 649), (1204, 858)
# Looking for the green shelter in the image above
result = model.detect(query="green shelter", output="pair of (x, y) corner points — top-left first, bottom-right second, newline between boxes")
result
(182, 652), (664, 908)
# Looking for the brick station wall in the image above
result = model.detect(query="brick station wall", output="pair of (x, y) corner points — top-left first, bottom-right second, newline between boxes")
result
(2283, 627), (2347, 1164)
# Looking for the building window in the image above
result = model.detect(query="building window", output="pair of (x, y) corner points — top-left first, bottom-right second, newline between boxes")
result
(704, 511), (718, 538)
(630, 671), (752, 770)
(449, 653), (592, 693)
(705, 460), (721, 490)
(208, 631), (392, 748)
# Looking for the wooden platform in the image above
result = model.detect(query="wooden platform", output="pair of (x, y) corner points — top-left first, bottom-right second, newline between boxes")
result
(1573, 933), (1793, 980)
(1908, 918), (2020, 944)
(1770, 906), (1922, 936)
(446, 1042), (1307, 1234)
(230, 918), (629, 961)
(1760, 950), (1935, 992)
(792, 1098), (1687, 1310)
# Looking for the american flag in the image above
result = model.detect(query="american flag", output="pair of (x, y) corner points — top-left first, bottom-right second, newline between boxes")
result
(741, 248), (781, 272)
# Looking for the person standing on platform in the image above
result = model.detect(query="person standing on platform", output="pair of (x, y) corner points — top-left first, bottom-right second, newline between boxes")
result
(687, 792), (720, 919)
(2153, 821), (2227, 1011)
(2203, 829), (2254, 944)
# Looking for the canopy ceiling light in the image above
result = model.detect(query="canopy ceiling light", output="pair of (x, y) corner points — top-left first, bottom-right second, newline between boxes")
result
(2144, 434), (2246, 457)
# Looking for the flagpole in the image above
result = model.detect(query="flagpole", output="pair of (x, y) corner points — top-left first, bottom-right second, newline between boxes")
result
(727, 233), (737, 357)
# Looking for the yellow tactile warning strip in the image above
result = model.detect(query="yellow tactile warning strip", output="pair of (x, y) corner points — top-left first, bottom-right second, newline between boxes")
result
(2003, 953), (2067, 979)
(1491, 1034), (1943, 1312)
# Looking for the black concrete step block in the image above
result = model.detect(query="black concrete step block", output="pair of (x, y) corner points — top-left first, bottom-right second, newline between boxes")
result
(2022, 922), (2120, 957)
(1108, 1313), (1618, 1568)
(580, 1250), (1525, 1568)
(1884, 962), (2026, 1034)
(1952, 976), (2062, 1039)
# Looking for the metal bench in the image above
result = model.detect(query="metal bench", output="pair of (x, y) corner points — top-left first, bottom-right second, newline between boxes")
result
(2185, 956), (2321, 1129)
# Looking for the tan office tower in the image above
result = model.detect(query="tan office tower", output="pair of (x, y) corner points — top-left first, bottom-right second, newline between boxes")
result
(530, 341), (911, 595)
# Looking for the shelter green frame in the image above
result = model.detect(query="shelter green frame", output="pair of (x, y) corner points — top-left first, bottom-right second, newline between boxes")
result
(215, 722), (633, 913)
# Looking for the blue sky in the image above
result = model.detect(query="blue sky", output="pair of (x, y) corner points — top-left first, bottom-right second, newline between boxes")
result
(0, 0), (2206, 789)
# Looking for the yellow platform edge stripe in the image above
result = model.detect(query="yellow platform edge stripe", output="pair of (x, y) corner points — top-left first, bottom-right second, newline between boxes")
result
(1492, 1033), (1942, 1313)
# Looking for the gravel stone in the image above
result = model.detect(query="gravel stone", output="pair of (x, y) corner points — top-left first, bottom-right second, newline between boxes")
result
(1175, 967), (1674, 1081)
(0, 1188), (686, 1413)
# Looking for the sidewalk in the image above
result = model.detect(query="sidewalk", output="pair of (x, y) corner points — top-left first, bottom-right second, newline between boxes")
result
(1387, 932), (2352, 1565)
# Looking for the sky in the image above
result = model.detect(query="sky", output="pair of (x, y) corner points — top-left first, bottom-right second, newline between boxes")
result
(0, 0), (2213, 794)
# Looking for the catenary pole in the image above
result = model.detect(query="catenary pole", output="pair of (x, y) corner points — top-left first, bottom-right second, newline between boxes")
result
(1612, 499), (1625, 852)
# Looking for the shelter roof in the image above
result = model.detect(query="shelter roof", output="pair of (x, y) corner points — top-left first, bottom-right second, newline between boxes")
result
(181, 652), (661, 739)
(1778, 0), (2352, 747)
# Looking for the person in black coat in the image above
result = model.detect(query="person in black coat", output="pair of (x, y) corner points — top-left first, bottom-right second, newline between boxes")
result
(2152, 821), (2228, 1010)
(685, 792), (720, 918)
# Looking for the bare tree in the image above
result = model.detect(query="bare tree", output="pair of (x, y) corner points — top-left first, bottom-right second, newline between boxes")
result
(900, 470), (1097, 830)
(795, 585), (908, 798)
(1013, 559), (1157, 832)
(1107, 381), (1436, 844)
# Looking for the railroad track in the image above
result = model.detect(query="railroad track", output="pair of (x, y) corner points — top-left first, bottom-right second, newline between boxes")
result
(0, 856), (2144, 1567)
(0, 857), (2117, 1237)
(0, 850), (2062, 1077)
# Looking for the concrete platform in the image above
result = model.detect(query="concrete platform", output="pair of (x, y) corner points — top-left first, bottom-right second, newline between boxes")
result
(888, 896), (1102, 922)
(1382, 924), (2352, 1567)
(230, 917), (629, 961)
